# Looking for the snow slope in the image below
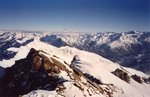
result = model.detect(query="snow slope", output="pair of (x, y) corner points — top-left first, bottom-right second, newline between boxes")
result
(1, 31), (150, 74)
(0, 39), (150, 97)
(40, 31), (150, 74)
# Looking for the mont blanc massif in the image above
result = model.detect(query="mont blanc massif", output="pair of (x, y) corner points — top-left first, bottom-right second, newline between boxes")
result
(0, 30), (150, 97)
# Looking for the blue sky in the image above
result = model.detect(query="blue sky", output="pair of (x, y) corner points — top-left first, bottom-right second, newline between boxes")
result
(0, 0), (149, 32)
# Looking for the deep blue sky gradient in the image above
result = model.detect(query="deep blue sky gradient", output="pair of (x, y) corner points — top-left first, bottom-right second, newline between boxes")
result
(0, 0), (149, 32)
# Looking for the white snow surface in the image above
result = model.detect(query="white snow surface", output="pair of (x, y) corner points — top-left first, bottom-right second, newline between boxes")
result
(0, 39), (150, 97)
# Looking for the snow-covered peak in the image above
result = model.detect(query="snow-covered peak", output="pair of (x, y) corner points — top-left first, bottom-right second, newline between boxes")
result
(1, 30), (150, 74)
(0, 40), (150, 97)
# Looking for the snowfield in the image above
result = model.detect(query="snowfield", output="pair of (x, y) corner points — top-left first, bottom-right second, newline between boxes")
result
(0, 38), (150, 97)
(1, 31), (150, 74)
(0, 31), (150, 97)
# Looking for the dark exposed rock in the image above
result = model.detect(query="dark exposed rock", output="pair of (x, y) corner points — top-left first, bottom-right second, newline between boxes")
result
(148, 77), (150, 83)
(0, 66), (5, 83)
(72, 55), (80, 62)
(0, 48), (65, 97)
(0, 48), (117, 97)
(142, 77), (149, 84)
(112, 68), (130, 83)
(84, 73), (102, 84)
(131, 74), (142, 84)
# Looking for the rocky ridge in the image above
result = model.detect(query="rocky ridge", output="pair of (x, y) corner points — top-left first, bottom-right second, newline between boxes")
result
(0, 48), (116, 97)
(1, 31), (150, 74)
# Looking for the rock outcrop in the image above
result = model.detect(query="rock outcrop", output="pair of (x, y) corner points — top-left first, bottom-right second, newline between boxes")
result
(112, 68), (130, 83)
(0, 48), (115, 97)
(0, 48), (65, 97)
(131, 74), (143, 84)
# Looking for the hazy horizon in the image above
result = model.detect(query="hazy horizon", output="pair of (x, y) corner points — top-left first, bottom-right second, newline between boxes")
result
(0, 0), (149, 32)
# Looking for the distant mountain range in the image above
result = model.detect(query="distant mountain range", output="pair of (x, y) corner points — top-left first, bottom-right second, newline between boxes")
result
(0, 30), (150, 75)
(0, 38), (150, 97)
(42, 31), (150, 74)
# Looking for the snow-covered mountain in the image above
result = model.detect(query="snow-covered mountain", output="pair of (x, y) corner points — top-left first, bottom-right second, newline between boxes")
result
(0, 31), (38, 60)
(0, 31), (150, 97)
(40, 31), (150, 75)
(1, 30), (149, 74)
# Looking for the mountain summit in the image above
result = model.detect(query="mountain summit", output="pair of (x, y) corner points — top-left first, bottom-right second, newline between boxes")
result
(0, 31), (150, 97)
(0, 48), (116, 97)
(0, 31), (150, 74)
